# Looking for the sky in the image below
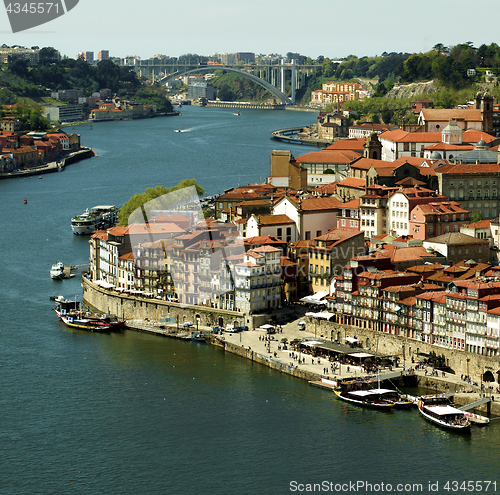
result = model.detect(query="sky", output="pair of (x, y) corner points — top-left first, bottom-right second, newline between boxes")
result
(1, 0), (500, 61)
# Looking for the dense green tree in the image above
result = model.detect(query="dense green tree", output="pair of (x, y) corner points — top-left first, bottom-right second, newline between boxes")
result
(471, 211), (484, 223)
(38, 46), (59, 65)
(117, 179), (204, 226)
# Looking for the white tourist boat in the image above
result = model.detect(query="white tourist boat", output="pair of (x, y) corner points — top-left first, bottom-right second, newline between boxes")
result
(417, 395), (471, 431)
(50, 262), (65, 280)
(71, 205), (119, 235)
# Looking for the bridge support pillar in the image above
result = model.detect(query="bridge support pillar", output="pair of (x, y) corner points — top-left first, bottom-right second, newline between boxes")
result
(281, 59), (285, 95)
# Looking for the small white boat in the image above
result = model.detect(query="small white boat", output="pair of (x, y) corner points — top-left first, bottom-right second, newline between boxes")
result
(463, 411), (490, 425)
(50, 262), (65, 280)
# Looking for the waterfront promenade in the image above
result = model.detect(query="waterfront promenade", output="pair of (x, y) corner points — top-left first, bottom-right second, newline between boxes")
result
(125, 315), (500, 416)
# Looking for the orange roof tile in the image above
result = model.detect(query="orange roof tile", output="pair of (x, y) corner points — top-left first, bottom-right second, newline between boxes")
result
(295, 149), (360, 164)
(301, 197), (342, 211)
(325, 138), (365, 151)
(421, 108), (482, 122)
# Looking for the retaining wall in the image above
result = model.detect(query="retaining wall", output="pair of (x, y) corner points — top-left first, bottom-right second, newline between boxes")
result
(304, 319), (500, 383)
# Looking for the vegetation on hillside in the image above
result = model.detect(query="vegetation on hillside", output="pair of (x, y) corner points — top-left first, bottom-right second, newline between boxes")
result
(210, 71), (274, 101)
(117, 179), (204, 227)
(1, 46), (173, 116)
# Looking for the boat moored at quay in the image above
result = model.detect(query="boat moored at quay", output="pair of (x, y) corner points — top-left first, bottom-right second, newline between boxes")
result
(71, 205), (119, 235)
(50, 262), (65, 280)
(333, 388), (395, 408)
(53, 296), (123, 332)
(417, 395), (471, 431)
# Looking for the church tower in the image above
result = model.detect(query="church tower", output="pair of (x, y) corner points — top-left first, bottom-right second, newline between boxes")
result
(475, 91), (494, 135)
(363, 132), (382, 160)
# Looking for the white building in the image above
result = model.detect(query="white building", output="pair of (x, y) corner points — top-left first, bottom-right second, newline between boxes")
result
(234, 246), (281, 314)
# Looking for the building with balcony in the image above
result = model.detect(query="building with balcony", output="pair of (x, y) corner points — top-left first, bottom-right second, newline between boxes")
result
(234, 245), (281, 313)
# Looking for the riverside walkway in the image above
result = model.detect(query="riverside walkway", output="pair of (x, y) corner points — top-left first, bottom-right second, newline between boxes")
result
(125, 314), (500, 415)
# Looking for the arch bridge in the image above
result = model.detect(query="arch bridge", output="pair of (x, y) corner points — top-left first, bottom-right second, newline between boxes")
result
(134, 61), (318, 105)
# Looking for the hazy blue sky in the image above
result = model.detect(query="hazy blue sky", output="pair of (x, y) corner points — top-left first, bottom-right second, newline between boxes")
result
(1, 0), (499, 60)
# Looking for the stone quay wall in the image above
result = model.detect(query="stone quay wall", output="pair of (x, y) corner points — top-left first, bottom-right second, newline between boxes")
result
(303, 318), (500, 383)
(82, 277), (271, 330)
(221, 338), (320, 382)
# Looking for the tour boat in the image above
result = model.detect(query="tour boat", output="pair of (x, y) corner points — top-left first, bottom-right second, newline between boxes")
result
(368, 388), (416, 408)
(333, 388), (395, 409)
(71, 205), (119, 235)
(50, 262), (65, 280)
(417, 395), (471, 431)
(53, 296), (123, 332)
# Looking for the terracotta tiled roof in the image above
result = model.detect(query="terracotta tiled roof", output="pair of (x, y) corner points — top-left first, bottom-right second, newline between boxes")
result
(244, 235), (287, 246)
(423, 142), (474, 151)
(350, 157), (394, 170)
(421, 108), (482, 122)
(300, 197), (342, 211)
(119, 252), (135, 260)
(295, 149), (360, 164)
(414, 201), (468, 215)
(90, 230), (108, 241)
(314, 228), (363, 244)
(416, 291), (448, 303)
(325, 138), (365, 151)
(390, 246), (434, 262)
(336, 177), (365, 188)
(379, 129), (442, 143)
(340, 198), (361, 209)
(463, 220), (491, 229)
(258, 214), (295, 225)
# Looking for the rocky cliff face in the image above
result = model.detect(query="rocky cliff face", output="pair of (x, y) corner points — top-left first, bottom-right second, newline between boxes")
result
(386, 80), (438, 99)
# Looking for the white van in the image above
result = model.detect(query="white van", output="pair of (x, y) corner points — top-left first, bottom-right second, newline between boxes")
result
(298, 321), (306, 331)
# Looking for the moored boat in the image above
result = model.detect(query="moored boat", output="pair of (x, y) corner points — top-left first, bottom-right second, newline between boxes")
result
(53, 296), (123, 332)
(417, 395), (471, 431)
(71, 205), (119, 235)
(50, 262), (65, 280)
(368, 388), (416, 408)
(333, 388), (395, 409)
(191, 332), (206, 342)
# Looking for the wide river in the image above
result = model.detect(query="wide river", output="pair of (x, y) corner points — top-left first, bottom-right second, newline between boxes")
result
(1, 106), (500, 495)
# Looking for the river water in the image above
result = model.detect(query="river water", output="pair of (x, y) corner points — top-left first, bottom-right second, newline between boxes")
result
(1, 106), (500, 495)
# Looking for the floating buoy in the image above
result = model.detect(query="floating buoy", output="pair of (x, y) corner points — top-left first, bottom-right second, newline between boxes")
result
(23, 198), (27, 204)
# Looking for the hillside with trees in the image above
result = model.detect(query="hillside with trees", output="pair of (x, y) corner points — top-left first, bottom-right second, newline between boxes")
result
(117, 179), (204, 227)
(1, 45), (173, 116)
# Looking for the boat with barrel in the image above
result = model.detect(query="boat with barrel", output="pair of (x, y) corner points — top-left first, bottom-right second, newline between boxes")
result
(53, 296), (123, 332)
(71, 205), (119, 235)
(333, 378), (395, 409)
(417, 395), (471, 431)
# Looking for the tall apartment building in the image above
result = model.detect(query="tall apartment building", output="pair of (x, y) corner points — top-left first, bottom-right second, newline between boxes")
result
(77, 51), (94, 63)
(98, 50), (109, 61)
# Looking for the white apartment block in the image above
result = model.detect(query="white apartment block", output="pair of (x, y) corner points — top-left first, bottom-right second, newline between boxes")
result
(234, 246), (281, 314)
